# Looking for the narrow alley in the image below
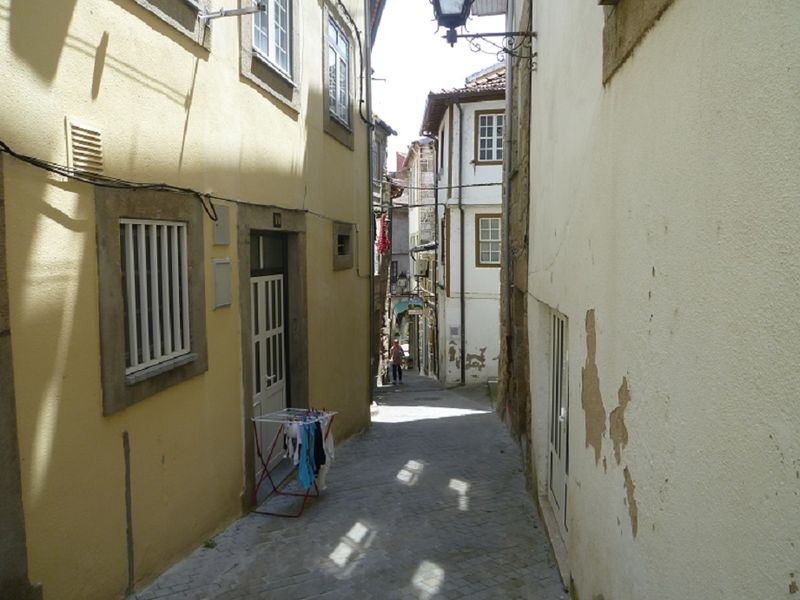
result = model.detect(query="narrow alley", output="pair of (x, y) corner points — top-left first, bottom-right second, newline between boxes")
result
(135, 374), (565, 600)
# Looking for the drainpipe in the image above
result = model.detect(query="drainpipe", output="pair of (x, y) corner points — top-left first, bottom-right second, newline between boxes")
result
(502, 2), (514, 367)
(457, 102), (465, 386)
(433, 137), (440, 380)
(364, 0), (375, 400)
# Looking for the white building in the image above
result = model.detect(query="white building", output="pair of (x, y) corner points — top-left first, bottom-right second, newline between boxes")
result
(497, 1), (800, 599)
(420, 65), (506, 385)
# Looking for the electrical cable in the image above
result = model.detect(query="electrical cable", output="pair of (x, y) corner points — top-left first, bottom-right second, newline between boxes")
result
(0, 140), (219, 221)
(0, 139), (365, 229)
(335, 0), (373, 127)
(393, 181), (502, 191)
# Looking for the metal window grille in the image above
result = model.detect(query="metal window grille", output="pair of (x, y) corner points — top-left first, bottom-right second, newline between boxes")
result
(328, 18), (350, 125)
(254, 0), (291, 76)
(479, 217), (501, 264)
(120, 219), (191, 375)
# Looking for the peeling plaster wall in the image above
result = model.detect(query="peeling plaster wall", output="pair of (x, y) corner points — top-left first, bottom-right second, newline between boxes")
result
(527, 0), (800, 598)
(439, 199), (502, 384)
(441, 293), (500, 384)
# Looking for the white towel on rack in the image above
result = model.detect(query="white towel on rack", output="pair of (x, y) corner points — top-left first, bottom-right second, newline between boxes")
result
(284, 423), (301, 465)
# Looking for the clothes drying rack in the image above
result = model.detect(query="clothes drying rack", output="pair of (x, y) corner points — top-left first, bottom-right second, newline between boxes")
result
(251, 408), (337, 518)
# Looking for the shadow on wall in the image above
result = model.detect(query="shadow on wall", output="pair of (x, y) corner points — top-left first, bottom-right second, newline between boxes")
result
(106, 0), (210, 58)
(6, 0), (78, 82)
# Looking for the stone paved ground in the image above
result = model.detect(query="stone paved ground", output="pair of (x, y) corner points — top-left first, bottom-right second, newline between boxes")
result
(134, 373), (566, 600)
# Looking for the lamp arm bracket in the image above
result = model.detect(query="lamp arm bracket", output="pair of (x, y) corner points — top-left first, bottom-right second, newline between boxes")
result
(443, 29), (538, 68)
(200, 1), (266, 21)
(451, 31), (537, 39)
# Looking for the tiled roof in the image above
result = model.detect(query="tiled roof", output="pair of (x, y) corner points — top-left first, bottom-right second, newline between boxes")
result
(420, 67), (506, 135)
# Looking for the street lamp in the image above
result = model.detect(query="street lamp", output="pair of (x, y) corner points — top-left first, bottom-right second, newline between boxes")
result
(431, 0), (536, 61)
(432, 0), (475, 45)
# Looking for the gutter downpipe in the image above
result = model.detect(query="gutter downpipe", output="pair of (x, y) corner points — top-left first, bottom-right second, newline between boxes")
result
(457, 102), (465, 386)
(364, 0), (375, 402)
(503, 2), (514, 369)
(432, 137), (440, 381)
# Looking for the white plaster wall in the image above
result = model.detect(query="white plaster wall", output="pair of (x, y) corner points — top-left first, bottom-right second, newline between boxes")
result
(527, 1), (800, 599)
(441, 294), (499, 384)
(439, 202), (501, 385)
(443, 204), (503, 297)
(450, 100), (505, 205)
(528, 298), (553, 499)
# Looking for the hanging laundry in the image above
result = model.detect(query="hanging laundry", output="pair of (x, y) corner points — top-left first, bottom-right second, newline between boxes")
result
(316, 416), (335, 491)
(376, 213), (391, 255)
(284, 423), (300, 465)
(320, 415), (335, 463)
(297, 422), (317, 490)
(313, 421), (326, 475)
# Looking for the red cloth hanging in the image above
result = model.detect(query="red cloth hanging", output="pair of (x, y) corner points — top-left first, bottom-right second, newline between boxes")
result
(376, 214), (391, 255)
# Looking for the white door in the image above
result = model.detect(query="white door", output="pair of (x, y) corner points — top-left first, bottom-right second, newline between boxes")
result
(548, 312), (569, 538)
(252, 274), (287, 477)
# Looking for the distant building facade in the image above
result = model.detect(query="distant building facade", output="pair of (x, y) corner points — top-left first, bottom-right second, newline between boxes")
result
(420, 65), (506, 385)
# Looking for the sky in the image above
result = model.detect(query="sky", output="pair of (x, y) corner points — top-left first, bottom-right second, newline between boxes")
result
(371, 1), (505, 163)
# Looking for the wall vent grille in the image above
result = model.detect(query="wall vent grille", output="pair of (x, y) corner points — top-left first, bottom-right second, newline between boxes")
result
(66, 118), (103, 175)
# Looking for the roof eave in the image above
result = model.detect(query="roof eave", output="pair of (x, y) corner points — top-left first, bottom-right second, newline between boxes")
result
(420, 88), (505, 135)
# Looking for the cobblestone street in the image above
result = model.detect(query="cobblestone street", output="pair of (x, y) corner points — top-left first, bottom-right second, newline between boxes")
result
(135, 374), (566, 600)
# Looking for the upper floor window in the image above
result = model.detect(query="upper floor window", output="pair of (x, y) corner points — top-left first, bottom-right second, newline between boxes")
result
(476, 214), (501, 267)
(131, 0), (210, 48)
(475, 110), (504, 164)
(254, 0), (291, 76)
(328, 18), (350, 125)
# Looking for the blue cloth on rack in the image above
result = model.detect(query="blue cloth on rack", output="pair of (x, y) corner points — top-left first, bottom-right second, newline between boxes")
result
(297, 422), (316, 490)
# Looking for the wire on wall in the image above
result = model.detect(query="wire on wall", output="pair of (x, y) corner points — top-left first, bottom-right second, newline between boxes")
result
(335, 0), (373, 127)
(0, 139), (366, 229)
(397, 181), (502, 191)
(0, 140), (219, 222)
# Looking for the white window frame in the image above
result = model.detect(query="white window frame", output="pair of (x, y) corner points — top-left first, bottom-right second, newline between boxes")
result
(477, 215), (501, 266)
(476, 111), (504, 163)
(253, 0), (292, 77)
(327, 17), (350, 126)
(120, 219), (191, 375)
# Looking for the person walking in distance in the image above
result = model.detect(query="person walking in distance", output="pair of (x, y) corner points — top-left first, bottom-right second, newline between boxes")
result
(389, 339), (405, 384)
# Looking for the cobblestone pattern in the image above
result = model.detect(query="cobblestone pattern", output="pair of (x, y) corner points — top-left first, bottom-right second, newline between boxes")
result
(135, 375), (566, 600)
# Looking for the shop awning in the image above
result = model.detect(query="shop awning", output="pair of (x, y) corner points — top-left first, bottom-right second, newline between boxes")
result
(394, 298), (424, 314)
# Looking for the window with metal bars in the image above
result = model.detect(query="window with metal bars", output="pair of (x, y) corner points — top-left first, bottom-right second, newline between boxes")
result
(120, 219), (191, 374)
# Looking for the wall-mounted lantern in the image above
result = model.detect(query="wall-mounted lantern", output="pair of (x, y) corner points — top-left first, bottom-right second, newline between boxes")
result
(431, 0), (537, 63)
(432, 0), (476, 44)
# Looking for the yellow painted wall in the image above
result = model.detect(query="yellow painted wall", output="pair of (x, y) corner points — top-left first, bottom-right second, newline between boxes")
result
(0, 0), (371, 597)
